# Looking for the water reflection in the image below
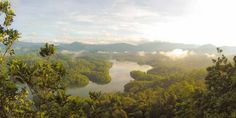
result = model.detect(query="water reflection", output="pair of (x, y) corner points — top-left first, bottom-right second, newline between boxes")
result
(66, 60), (152, 97)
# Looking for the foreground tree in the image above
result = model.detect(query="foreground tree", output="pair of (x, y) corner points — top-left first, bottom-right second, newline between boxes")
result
(191, 48), (236, 117)
(0, 1), (79, 117)
(0, 0), (35, 117)
(9, 44), (67, 116)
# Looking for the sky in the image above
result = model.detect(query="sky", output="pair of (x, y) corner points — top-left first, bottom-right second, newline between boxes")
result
(10, 0), (236, 46)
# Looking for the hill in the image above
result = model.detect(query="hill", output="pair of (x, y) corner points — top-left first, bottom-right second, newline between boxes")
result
(12, 41), (236, 55)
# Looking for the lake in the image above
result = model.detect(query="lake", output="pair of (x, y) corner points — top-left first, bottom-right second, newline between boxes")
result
(66, 60), (152, 97)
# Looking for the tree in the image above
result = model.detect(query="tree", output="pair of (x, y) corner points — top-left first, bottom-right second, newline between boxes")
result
(191, 48), (236, 117)
(7, 42), (81, 117)
(0, 1), (78, 117)
(0, 0), (35, 117)
(39, 43), (56, 57)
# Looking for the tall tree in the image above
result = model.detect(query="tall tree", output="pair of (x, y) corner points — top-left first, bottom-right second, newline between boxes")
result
(0, 0), (34, 117)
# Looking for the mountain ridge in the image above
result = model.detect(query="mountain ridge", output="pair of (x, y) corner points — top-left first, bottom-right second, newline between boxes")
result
(12, 41), (236, 55)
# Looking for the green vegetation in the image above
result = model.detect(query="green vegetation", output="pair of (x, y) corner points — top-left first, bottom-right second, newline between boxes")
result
(39, 43), (56, 57)
(1, 1), (236, 117)
(83, 71), (111, 85)
(65, 58), (112, 86)
(130, 70), (163, 81)
(67, 73), (89, 88)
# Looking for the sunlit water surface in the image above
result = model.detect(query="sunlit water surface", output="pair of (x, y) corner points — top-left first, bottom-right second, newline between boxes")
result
(66, 60), (152, 97)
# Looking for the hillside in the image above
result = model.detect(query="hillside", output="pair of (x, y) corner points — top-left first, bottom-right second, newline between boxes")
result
(13, 41), (236, 55)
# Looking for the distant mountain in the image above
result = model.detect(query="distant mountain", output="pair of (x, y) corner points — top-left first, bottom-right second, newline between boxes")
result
(11, 41), (236, 55)
(194, 44), (217, 54)
(221, 46), (236, 55)
(138, 42), (198, 51)
(12, 41), (43, 54)
(58, 42), (136, 52)
(57, 42), (199, 52)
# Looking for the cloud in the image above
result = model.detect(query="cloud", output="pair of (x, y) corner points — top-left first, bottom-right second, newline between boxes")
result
(11, 0), (171, 43)
(23, 32), (38, 40)
(112, 4), (160, 20)
(137, 51), (146, 56)
(205, 53), (216, 58)
(61, 50), (84, 57)
(15, 0), (236, 46)
(72, 15), (96, 23)
(56, 21), (69, 25)
(160, 49), (195, 60)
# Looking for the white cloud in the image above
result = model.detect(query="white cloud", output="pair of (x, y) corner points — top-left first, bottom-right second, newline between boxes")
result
(160, 49), (195, 60)
(56, 21), (69, 25)
(15, 0), (236, 46)
(205, 53), (216, 58)
(113, 4), (160, 20)
(23, 32), (37, 40)
(72, 15), (96, 23)
(61, 50), (84, 57)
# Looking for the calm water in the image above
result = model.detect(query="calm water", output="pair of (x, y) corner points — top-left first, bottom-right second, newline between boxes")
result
(66, 60), (152, 97)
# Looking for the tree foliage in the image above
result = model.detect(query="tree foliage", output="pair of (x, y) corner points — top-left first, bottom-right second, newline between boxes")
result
(39, 43), (56, 57)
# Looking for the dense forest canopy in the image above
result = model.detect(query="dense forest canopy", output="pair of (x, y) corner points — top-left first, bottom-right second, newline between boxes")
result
(1, 1), (236, 118)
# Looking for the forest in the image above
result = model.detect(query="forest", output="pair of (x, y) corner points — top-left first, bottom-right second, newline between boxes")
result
(1, 1), (236, 118)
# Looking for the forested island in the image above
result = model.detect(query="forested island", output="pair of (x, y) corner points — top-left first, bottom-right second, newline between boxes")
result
(1, 1), (236, 118)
